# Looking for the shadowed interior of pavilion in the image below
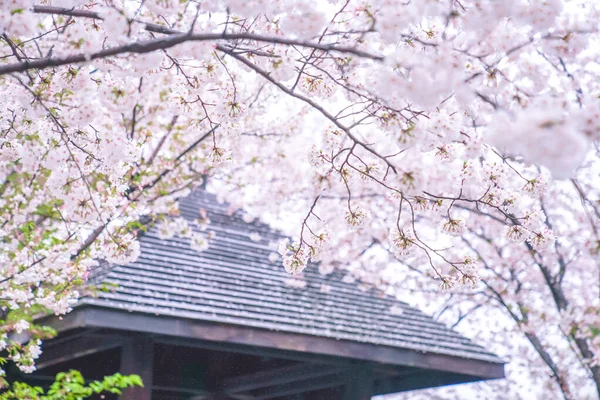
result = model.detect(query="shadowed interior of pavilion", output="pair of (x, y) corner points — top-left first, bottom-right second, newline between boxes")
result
(10, 190), (504, 400)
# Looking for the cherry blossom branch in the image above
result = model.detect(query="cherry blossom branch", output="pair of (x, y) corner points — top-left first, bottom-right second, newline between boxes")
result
(461, 236), (511, 285)
(572, 178), (600, 233)
(132, 124), (219, 197)
(33, 5), (105, 20)
(18, 7), (393, 174)
(219, 47), (397, 174)
(465, 235), (573, 399)
(464, 200), (600, 393)
(329, 156), (472, 280)
(71, 223), (107, 260)
(2, 10), (382, 76)
(145, 115), (179, 166)
(13, 77), (113, 243)
(296, 195), (322, 254)
(524, 328), (573, 400)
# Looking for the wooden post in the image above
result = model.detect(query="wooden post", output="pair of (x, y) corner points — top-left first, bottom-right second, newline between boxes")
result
(344, 365), (374, 400)
(120, 336), (154, 400)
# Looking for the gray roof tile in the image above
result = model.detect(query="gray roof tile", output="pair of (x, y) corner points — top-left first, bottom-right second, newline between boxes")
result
(84, 190), (502, 364)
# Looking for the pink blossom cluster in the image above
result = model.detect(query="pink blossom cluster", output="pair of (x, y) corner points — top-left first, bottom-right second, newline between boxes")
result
(0, 0), (598, 396)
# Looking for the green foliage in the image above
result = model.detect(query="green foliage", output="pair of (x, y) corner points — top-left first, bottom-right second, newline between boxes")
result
(33, 200), (63, 219)
(124, 219), (149, 233)
(0, 370), (142, 400)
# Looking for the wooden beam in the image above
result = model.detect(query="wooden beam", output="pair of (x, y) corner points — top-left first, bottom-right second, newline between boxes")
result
(120, 337), (154, 400)
(224, 363), (347, 393)
(251, 373), (346, 400)
(372, 370), (484, 394)
(155, 336), (349, 366)
(36, 334), (122, 370)
(152, 384), (208, 396)
(40, 328), (100, 348)
(187, 364), (348, 400)
(187, 393), (256, 400)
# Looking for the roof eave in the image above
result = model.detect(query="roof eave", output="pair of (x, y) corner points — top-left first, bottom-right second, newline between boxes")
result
(39, 305), (504, 381)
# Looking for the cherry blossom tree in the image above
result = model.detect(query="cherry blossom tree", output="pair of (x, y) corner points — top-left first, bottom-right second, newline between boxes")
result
(0, 0), (599, 398)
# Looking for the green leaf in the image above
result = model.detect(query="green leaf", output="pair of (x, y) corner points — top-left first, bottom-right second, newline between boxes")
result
(4, 369), (143, 399)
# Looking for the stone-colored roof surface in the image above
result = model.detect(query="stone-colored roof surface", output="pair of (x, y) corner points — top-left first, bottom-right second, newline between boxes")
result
(85, 190), (502, 364)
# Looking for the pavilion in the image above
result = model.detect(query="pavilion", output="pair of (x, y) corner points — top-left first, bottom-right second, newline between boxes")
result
(13, 190), (504, 400)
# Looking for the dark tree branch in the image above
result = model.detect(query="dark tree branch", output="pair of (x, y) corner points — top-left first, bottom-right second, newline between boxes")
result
(2, 8), (383, 76)
(71, 223), (107, 260)
(217, 46), (396, 174)
(133, 124), (219, 196)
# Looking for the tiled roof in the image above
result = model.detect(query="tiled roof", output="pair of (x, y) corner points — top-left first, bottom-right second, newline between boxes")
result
(84, 190), (502, 364)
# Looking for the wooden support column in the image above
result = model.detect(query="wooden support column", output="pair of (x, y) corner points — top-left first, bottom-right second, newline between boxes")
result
(344, 365), (374, 400)
(120, 337), (154, 400)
